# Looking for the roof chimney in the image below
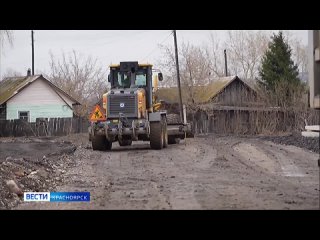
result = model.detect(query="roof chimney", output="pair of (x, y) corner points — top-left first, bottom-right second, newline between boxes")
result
(224, 49), (228, 77)
(27, 68), (31, 76)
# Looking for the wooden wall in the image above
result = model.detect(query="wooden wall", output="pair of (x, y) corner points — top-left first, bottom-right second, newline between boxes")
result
(190, 108), (320, 135)
(211, 79), (258, 107)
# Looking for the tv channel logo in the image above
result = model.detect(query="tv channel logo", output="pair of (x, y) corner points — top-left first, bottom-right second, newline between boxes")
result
(24, 192), (50, 202)
(50, 192), (90, 202)
(24, 192), (90, 202)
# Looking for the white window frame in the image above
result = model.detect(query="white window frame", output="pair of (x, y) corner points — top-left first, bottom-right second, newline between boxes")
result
(18, 111), (30, 122)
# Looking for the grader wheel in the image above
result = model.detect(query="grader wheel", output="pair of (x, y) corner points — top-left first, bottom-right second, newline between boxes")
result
(150, 121), (164, 150)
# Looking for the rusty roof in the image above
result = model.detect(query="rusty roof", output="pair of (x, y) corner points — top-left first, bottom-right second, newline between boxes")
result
(0, 75), (81, 106)
(156, 75), (257, 104)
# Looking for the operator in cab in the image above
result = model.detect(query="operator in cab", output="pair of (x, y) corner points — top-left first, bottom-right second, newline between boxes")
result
(122, 72), (131, 88)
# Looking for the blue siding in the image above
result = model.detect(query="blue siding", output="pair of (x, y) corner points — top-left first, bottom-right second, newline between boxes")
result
(7, 104), (73, 122)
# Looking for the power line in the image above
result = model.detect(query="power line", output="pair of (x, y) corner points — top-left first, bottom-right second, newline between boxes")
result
(31, 30), (34, 75)
(140, 31), (173, 62)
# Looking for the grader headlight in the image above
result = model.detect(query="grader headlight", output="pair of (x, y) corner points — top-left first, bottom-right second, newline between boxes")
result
(137, 90), (146, 118)
(102, 93), (108, 117)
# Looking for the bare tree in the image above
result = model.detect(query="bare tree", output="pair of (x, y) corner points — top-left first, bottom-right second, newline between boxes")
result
(47, 50), (109, 117)
(0, 30), (14, 49)
(290, 38), (308, 75)
(278, 30), (308, 74)
(158, 41), (211, 111)
(159, 30), (272, 88)
(225, 30), (270, 80)
(1, 68), (22, 79)
(0, 30), (14, 80)
(179, 42), (211, 109)
(205, 32), (225, 78)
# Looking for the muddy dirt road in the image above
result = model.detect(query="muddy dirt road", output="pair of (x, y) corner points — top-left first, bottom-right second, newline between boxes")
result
(14, 134), (319, 210)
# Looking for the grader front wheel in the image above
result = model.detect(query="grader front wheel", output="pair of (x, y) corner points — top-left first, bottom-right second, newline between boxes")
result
(150, 121), (164, 150)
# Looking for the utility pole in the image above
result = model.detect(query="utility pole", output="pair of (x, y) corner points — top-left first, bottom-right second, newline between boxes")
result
(31, 30), (34, 75)
(0, 43), (2, 80)
(224, 49), (228, 77)
(173, 30), (184, 123)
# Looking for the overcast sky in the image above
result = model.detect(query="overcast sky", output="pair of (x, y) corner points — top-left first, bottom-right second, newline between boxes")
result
(0, 30), (308, 78)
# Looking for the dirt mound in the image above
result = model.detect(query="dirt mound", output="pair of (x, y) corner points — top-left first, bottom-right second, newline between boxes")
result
(0, 137), (76, 209)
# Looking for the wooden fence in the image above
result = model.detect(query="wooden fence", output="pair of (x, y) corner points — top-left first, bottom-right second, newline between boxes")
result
(2, 110), (317, 137)
(189, 107), (320, 135)
(0, 117), (89, 137)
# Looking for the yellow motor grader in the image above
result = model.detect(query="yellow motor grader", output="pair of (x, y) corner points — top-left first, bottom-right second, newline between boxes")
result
(89, 61), (193, 151)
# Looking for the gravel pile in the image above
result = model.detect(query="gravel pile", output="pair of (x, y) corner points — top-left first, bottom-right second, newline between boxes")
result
(200, 132), (319, 153)
(257, 133), (319, 153)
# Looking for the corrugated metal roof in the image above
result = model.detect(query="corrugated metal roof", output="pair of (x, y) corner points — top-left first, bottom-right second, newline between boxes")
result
(0, 75), (81, 106)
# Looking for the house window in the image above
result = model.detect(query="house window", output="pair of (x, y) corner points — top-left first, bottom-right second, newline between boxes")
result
(19, 111), (29, 121)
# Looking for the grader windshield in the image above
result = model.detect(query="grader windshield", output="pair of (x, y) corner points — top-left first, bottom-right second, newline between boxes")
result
(109, 62), (151, 89)
(113, 70), (147, 88)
